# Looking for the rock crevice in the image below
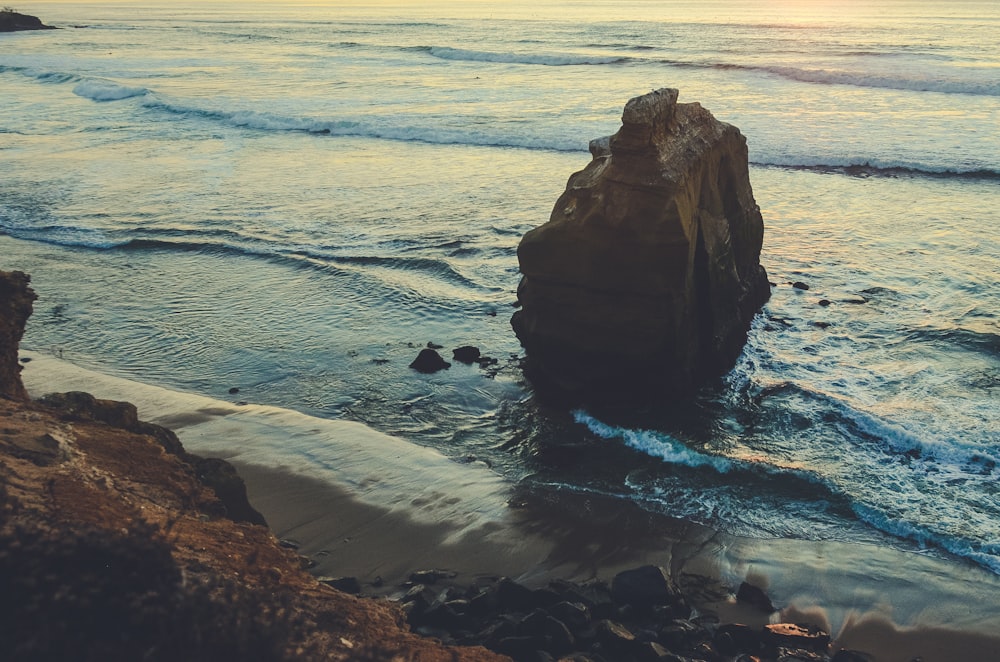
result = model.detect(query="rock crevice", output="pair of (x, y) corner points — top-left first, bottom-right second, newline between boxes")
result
(512, 88), (770, 399)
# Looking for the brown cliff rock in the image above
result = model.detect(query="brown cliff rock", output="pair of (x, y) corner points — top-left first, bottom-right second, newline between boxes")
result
(512, 88), (770, 399)
(0, 273), (504, 661)
(0, 270), (36, 401)
(0, 396), (505, 661)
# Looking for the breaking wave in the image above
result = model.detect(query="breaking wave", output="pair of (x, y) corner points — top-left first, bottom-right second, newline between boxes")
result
(72, 79), (149, 102)
(573, 408), (1000, 575)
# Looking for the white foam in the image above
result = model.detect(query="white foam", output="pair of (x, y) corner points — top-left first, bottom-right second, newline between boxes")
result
(72, 79), (148, 102)
(574, 410), (738, 473)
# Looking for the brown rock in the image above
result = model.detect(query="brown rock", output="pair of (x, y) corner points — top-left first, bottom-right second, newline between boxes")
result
(0, 271), (37, 401)
(0, 394), (504, 662)
(611, 565), (680, 609)
(762, 623), (831, 653)
(512, 89), (769, 399)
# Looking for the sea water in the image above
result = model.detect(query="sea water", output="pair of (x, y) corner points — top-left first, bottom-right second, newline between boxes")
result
(2, 0), (998, 594)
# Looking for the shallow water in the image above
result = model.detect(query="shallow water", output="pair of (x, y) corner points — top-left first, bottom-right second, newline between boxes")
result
(2, 1), (999, 587)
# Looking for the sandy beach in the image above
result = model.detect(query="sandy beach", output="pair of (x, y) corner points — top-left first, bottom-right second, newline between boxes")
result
(19, 350), (1000, 662)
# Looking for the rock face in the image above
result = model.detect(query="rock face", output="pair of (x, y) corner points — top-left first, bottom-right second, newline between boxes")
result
(0, 271), (37, 401)
(512, 88), (770, 399)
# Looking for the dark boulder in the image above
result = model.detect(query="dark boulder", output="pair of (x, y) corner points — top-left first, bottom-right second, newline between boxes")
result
(548, 601), (591, 634)
(409, 348), (450, 373)
(550, 579), (616, 619)
(611, 565), (680, 609)
(714, 623), (761, 655)
(518, 609), (575, 656)
(658, 619), (704, 650)
(452, 345), (482, 364)
(497, 577), (538, 612)
(736, 580), (776, 613)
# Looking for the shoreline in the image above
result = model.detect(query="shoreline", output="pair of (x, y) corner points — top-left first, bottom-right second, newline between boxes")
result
(20, 349), (1000, 661)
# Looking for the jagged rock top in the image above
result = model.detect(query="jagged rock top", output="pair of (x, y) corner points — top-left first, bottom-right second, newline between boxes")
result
(582, 88), (741, 191)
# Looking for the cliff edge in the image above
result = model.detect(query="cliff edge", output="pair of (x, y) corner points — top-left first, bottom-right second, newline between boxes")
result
(512, 88), (770, 400)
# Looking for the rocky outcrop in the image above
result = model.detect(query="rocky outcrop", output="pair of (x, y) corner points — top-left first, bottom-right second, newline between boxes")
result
(37, 390), (267, 526)
(512, 88), (770, 399)
(0, 394), (504, 661)
(397, 566), (865, 662)
(0, 271), (36, 401)
(0, 10), (56, 32)
(0, 273), (503, 661)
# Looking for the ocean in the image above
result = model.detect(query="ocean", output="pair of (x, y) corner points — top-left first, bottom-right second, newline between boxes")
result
(2, 0), (999, 619)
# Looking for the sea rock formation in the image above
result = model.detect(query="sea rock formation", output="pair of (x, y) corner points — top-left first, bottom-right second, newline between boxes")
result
(512, 88), (770, 399)
(0, 9), (56, 31)
(0, 270), (36, 401)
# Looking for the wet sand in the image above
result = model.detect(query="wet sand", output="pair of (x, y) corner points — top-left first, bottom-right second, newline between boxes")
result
(20, 350), (1000, 661)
